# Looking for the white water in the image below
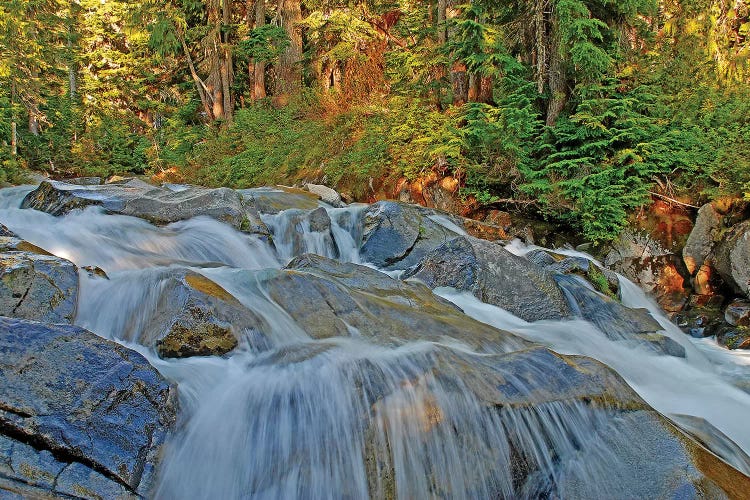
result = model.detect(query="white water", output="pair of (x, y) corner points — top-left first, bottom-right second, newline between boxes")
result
(2, 186), (750, 498)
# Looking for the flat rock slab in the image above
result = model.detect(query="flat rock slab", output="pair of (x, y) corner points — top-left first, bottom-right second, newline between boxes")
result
(0, 317), (177, 497)
(0, 251), (78, 324)
(254, 254), (530, 352)
(21, 180), (250, 230)
(238, 187), (321, 215)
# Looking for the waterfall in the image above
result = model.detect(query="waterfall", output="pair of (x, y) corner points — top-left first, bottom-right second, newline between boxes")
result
(2, 185), (749, 498)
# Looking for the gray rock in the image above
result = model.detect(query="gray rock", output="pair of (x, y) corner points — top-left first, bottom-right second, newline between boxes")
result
(258, 254), (529, 351)
(0, 317), (177, 497)
(0, 224), (15, 237)
(683, 203), (722, 275)
(0, 251), (78, 324)
(135, 269), (270, 358)
(553, 274), (683, 356)
(716, 326), (750, 350)
(360, 201), (462, 270)
(21, 180), (256, 231)
(305, 183), (344, 208)
(403, 236), (570, 322)
(725, 299), (750, 326)
(714, 220), (750, 297)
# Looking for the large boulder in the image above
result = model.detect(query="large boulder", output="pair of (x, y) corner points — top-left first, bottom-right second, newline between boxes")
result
(135, 269), (270, 358)
(402, 236), (570, 322)
(0, 317), (177, 497)
(714, 219), (750, 298)
(21, 180), (260, 231)
(360, 201), (464, 270)
(0, 251), (78, 324)
(255, 254), (529, 352)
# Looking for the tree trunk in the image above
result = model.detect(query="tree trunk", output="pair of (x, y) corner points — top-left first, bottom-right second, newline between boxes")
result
(252, 0), (266, 99)
(10, 121), (17, 156)
(221, 0), (234, 124)
(276, 0), (303, 97)
(451, 62), (468, 105)
(545, 13), (566, 126)
(437, 0), (447, 44)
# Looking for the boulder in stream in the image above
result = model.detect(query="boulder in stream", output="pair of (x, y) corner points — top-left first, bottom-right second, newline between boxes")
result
(714, 219), (750, 298)
(402, 236), (570, 322)
(21, 179), (262, 232)
(139, 269), (270, 358)
(359, 201), (463, 270)
(0, 317), (177, 498)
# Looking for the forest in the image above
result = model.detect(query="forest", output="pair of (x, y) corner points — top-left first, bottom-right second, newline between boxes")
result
(1, 0), (749, 242)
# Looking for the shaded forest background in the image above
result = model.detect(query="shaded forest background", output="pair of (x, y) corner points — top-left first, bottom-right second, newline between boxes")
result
(1, 0), (749, 242)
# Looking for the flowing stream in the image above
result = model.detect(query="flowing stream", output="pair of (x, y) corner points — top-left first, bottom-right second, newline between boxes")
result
(2, 185), (749, 498)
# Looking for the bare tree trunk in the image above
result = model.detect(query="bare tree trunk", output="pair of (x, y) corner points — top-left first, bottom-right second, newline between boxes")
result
(467, 73), (479, 102)
(534, 0), (547, 94)
(545, 13), (566, 126)
(478, 75), (494, 104)
(451, 62), (468, 105)
(221, 0), (234, 124)
(10, 121), (17, 157)
(252, 0), (266, 99)
(276, 0), (303, 97)
(437, 0), (447, 44)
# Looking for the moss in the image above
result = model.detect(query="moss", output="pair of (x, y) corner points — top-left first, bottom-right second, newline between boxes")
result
(587, 266), (617, 298)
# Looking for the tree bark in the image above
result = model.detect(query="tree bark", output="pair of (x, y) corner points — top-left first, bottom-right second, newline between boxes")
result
(276, 0), (303, 97)
(252, 0), (266, 99)
(545, 13), (566, 126)
(10, 121), (17, 156)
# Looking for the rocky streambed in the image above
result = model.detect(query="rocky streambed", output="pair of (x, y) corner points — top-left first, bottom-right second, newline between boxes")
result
(1, 179), (749, 498)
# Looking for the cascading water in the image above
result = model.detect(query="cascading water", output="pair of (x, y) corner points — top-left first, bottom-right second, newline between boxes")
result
(2, 185), (750, 498)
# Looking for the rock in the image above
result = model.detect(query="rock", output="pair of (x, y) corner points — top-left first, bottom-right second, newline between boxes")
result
(21, 180), (256, 231)
(61, 176), (101, 186)
(360, 344), (749, 498)
(0, 251), (78, 324)
(605, 229), (687, 310)
(725, 299), (750, 326)
(263, 207), (338, 260)
(553, 273), (684, 356)
(258, 254), (529, 351)
(716, 326), (750, 350)
(0, 223), (14, 237)
(136, 269), (269, 358)
(714, 220), (750, 298)
(360, 201), (463, 270)
(462, 218), (509, 241)
(673, 308), (725, 339)
(0, 317), (177, 497)
(305, 183), (344, 208)
(402, 236), (570, 322)
(683, 203), (722, 275)
(239, 186), (320, 214)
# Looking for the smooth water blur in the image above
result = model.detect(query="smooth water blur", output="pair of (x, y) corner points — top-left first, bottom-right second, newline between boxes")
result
(2, 185), (750, 498)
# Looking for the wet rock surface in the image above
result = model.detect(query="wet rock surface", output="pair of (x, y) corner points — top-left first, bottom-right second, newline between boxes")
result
(138, 269), (269, 358)
(0, 251), (78, 324)
(360, 201), (463, 270)
(403, 236), (570, 322)
(258, 254), (530, 351)
(21, 180), (255, 231)
(0, 317), (176, 498)
(714, 219), (750, 297)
